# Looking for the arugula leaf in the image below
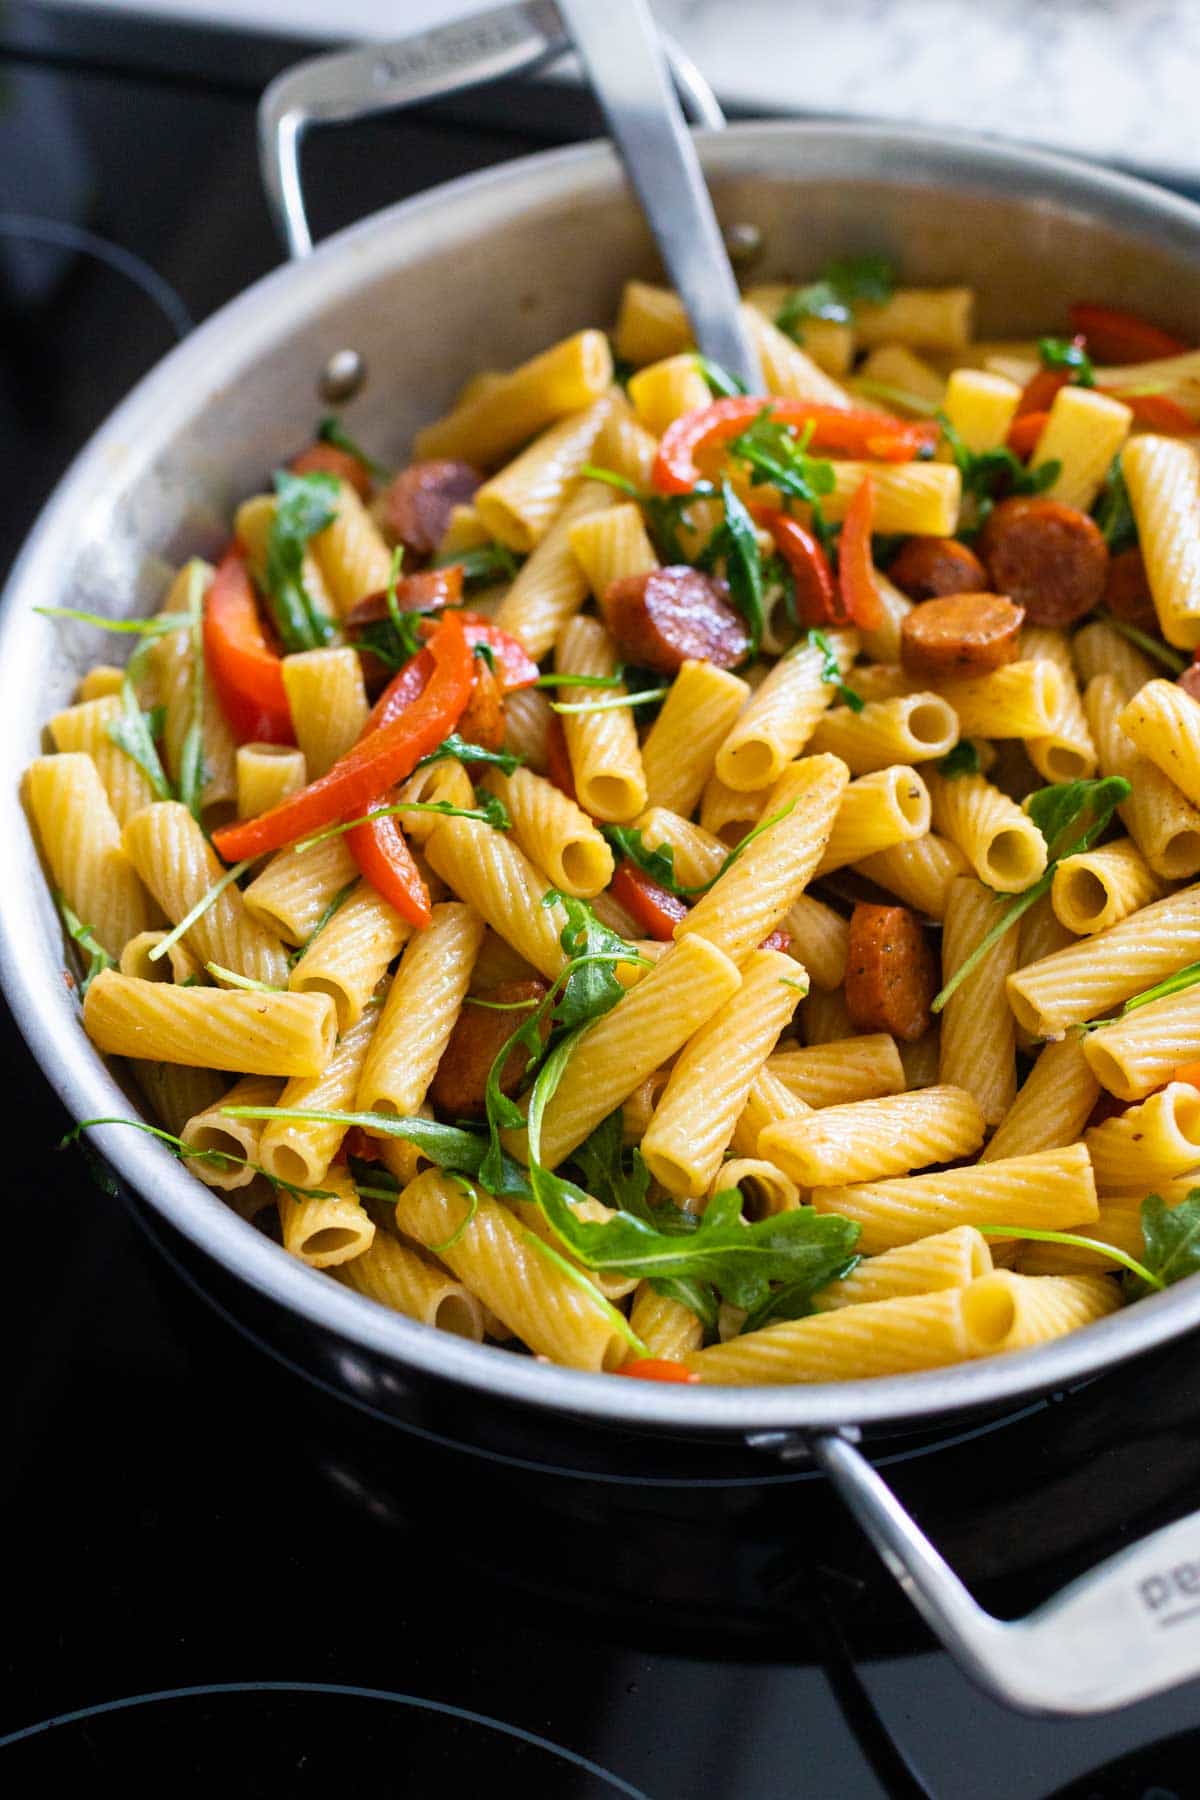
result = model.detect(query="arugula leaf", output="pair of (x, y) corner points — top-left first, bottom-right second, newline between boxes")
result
(205, 963), (281, 993)
(430, 540), (522, 589)
(1038, 336), (1095, 387)
(317, 414), (387, 478)
(414, 733), (524, 776)
(602, 825), (681, 893)
(727, 411), (838, 512)
(695, 354), (747, 398)
(55, 892), (113, 997)
(35, 606), (192, 637)
(775, 255), (896, 339)
(549, 687), (670, 716)
(741, 1254), (861, 1332)
(808, 628), (864, 711)
(1130, 1191), (1200, 1296)
(106, 687), (173, 800)
(938, 416), (1061, 529)
(1079, 959), (1200, 1036)
(1095, 610), (1186, 675)
(295, 791), (511, 853)
(345, 545), (424, 673)
(223, 1106), (534, 1200)
(550, 893), (642, 1030)
(974, 1222), (1160, 1291)
(579, 463), (713, 566)
(61, 1115), (339, 1205)
(1093, 457), (1138, 555)
(938, 740), (981, 779)
(265, 470), (339, 652)
(696, 478), (766, 657)
(569, 1109), (652, 1217)
(148, 858), (256, 968)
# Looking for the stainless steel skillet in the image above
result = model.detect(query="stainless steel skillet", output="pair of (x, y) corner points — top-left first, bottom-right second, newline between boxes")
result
(4, 1), (1200, 1716)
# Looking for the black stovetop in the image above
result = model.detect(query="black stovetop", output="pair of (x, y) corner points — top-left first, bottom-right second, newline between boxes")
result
(6, 9), (1200, 1793)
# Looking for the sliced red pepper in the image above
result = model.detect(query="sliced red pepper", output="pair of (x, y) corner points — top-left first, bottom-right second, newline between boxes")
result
(346, 567), (465, 625)
(1006, 410), (1051, 459)
(837, 474), (883, 631)
(1069, 303), (1188, 365)
(346, 812), (432, 929)
(545, 715), (577, 802)
(212, 611), (473, 862)
(615, 1358), (699, 1383)
(290, 441), (373, 500)
(453, 616), (538, 692)
(1015, 368), (1072, 418)
(761, 512), (842, 627)
(1111, 391), (1195, 433)
(610, 861), (689, 941)
(203, 548), (295, 745)
(652, 396), (938, 496)
(365, 649), (435, 735)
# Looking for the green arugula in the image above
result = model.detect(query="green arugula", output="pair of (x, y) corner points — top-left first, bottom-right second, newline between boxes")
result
(1096, 609), (1186, 675)
(60, 1116), (339, 1205)
(224, 1106), (535, 1199)
(775, 255), (896, 339)
(350, 545), (425, 672)
(431, 540), (522, 589)
(727, 411), (838, 515)
(534, 671), (625, 690)
(808, 628), (864, 712)
(265, 470), (339, 652)
(1093, 458), (1138, 555)
(695, 478), (766, 657)
(147, 857), (257, 967)
(1128, 1191), (1200, 1297)
(695, 354), (747, 398)
(55, 893), (113, 997)
(931, 775), (1131, 1013)
(549, 688), (669, 716)
(414, 733), (524, 776)
(317, 414), (387, 478)
(579, 463), (713, 566)
(974, 1222), (1160, 1291)
(1038, 336), (1096, 387)
(205, 963), (282, 993)
(938, 416), (1061, 530)
(603, 800), (798, 902)
(106, 674), (173, 800)
(1077, 959), (1200, 1035)
(34, 606), (192, 636)
(288, 879), (357, 968)
(938, 740), (981, 779)
(294, 791), (511, 854)
(570, 1108), (651, 1217)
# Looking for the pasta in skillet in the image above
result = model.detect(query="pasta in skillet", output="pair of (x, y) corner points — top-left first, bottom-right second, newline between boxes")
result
(30, 265), (1200, 1384)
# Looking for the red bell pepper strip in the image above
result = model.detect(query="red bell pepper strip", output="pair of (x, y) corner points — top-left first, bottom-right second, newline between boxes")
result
(346, 811), (432, 929)
(652, 397), (938, 495)
(1015, 367), (1071, 418)
(212, 611), (473, 862)
(761, 512), (842, 627)
(544, 715), (578, 803)
(452, 616), (538, 692)
(1069, 303), (1188, 365)
(837, 474), (883, 631)
(615, 1358), (699, 1383)
(290, 441), (373, 500)
(1114, 391), (1195, 433)
(1006, 410), (1050, 459)
(203, 548), (296, 745)
(365, 649), (435, 735)
(610, 861), (689, 941)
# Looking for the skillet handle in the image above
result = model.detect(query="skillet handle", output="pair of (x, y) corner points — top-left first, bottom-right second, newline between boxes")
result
(792, 1427), (1200, 1715)
(257, 0), (725, 259)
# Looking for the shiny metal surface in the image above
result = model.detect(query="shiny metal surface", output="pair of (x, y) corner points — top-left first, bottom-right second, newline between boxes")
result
(557, 0), (761, 388)
(4, 123), (1200, 1434)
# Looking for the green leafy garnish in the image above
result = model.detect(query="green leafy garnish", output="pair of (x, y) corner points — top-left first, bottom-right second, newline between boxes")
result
(223, 1106), (534, 1200)
(695, 354), (747, 398)
(317, 414), (387, 478)
(347, 545), (424, 672)
(549, 688), (669, 715)
(603, 800), (797, 902)
(534, 671), (625, 690)
(34, 606), (192, 637)
(147, 858), (257, 966)
(294, 791), (511, 854)
(1095, 609), (1186, 675)
(1128, 1191), (1200, 1297)
(205, 963), (282, 993)
(727, 410), (838, 517)
(1038, 336), (1095, 387)
(931, 775), (1131, 1014)
(1093, 458), (1138, 555)
(775, 255), (896, 338)
(414, 733), (524, 776)
(579, 463), (712, 566)
(696, 478), (766, 657)
(60, 1116), (339, 1205)
(570, 1108), (651, 1218)
(1077, 959), (1200, 1034)
(974, 1222), (1160, 1291)
(264, 470), (339, 652)
(808, 628), (863, 711)
(106, 680), (173, 800)
(938, 740), (981, 779)
(288, 879), (357, 967)
(55, 893), (113, 997)
(938, 416), (1061, 530)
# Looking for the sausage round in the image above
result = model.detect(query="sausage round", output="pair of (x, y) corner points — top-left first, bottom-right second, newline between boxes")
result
(1103, 546), (1157, 633)
(978, 497), (1109, 626)
(600, 566), (749, 673)
(383, 459), (482, 558)
(290, 442), (373, 500)
(899, 592), (1026, 681)
(844, 902), (938, 1042)
(888, 536), (988, 601)
(428, 978), (549, 1119)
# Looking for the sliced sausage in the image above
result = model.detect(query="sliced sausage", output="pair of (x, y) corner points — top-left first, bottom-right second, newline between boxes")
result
(844, 902), (937, 1043)
(458, 658), (506, 753)
(600, 566), (750, 673)
(290, 442), (373, 500)
(888, 536), (988, 601)
(900, 592), (1025, 681)
(429, 978), (549, 1120)
(382, 460), (483, 558)
(1103, 546), (1157, 633)
(978, 497), (1109, 627)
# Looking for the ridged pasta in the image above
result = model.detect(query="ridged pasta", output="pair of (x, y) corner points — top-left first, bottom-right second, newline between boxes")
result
(150, 561), (238, 823)
(236, 743), (306, 819)
(310, 478), (393, 614)
(1086, 1081), (1200, 1186)
(766, 1034), (906, 1108)
(960, 1270), (1121, 1352)
(640, 660), (749, 817)
(482, 767), (613, 898)
(278, 1165), (374, 1269)
(710, 1157), (800, 1219)
(811, 1225), (992, 1312)
(180, 1074), (283, 1190)
(288, 878), (410, 1031)
(857, 831), (970, 920)
(1031, 385), (1131, 511)
(926, 769), (1047, 892)
(627, 353), (711, 433)
(493, 479), (617, 658)
(937, 659), (1064, 739)
(1072, 620), (1156, 700)
(716, 629), (858, 791)
(940, 368), (1020, 454)
(760, 1084), (985, 1187)
(414, 330), (614, 465)
(335, 1230), (485, 1339)
(1051, 836), (1163, 935)
(808, 692), (957, 772)
(591, 389), (658, 487)
(281, 648), (368, 776)
(424, 814), (568, 982)
(119, 927), (200, 985)
(742, 303), (853, 407)
(684, 1287), (977, 1384)
(1085, 674), (1200, 879)
(355, 903), (484, 1120)
(802, 986), (856, 1046)
(83, 969), (337, 1076)
(1121, 434), (1200, 649)
(502, 684), (553, 772)
(475, 393), (617, 552)
(628, 1282), (705, 1359)
(980, 1034), (1100, 1163)
(1084, 983), (1200, 1101)
(898, 1028), (941, 1090)
(256, 996), (382, 1187)
(27, 754), (159, 958)
(241, 836), (358, 945)
(1119, 678), (1200, 810)
(781, 893), (850, 990)
(48, 695), (160, 825)
(555, 613), (646, 822)
(814, 765), (931, 875)
(729, 1067), (811, 1158)
(1021, 626), (1097, 783)
(566, 500), (658, 598)
(940, 875), (1018, 1125)
(699, 771), (768, 845)
(824, 461), (961, 535)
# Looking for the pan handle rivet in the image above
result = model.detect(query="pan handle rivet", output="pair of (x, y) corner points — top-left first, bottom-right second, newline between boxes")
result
(319, 348), (366, 402)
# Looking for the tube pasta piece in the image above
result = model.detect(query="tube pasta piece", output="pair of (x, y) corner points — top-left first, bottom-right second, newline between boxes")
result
(502, 684), (553, 773)
(730, 1067), (810, 1158)
(493, 478), (617, 659)
(278, 1165), (375, 1270)
(355, 903), (484, 1120)
(391, 757), (475, 847)
(1021, 626), (1097, 783)
(179, 1074), (283, 1190)
(1086, 1081), (1200, 1187)
(811, 1143), (1098, 1255)
(640, 660), (749, 818)
(256, 997), (382, 1188)
(824, 461), (961, 536)
(1051, 837), (1163, 936)
(414, 331), (614, 466)
(131, 1061), (227, 1138)
(814, 765), (931, 876)
(939, 875), (1018, 1126)
(591, 389), (658, 488)
(634, 808), (726, 888)
(677, 754), (851, 964)
(1085, 674), (1200, 880)
(857, 831), (970, 921)
(743, 286), (855, 375)
(1072, 620), (1156, 700)
(802, 986), (856, 1046)
(335, 1231), (485, 1340)
(741, 303), (853, 407)
(288, 879), (411, 1032)
(395, 1170), (630, 1371)
(566, 500), (657, 599)
(149, 561), (238, 823)
(709, 1158), (800, 1220)
(235, 496), (334, 640)
(48, 695), (160, 825)
(627, 353), (711, 434)
(555, 614), (646, 823)
(280, 648), (369, 777)
(808, 692), (958, 773)
(83, 970), (337, 1076)
(1085, 983), (1200, 1101)
(760, 1084), (985, 1187)
(854, 287), (974, 350)
(854, 343), (946, 409)
(241, 835), (358, 945)
(530, 934), (743, 1169)
(699, 771), (769, 846)
(926, 769), (1047, 893)
(1119, 678), (1200, 810)
(1121, 435), (1200, 649)
(629, 1282), (705, 1359)
(858, 568), (912, 665)
(715, 629), (858, 791)
(1007, 882), (1200, 1037)
(484, 767), (610, 897)
(766, 1035), (906, 1108)
(123, 801), (289, 988)
(236, 743), (307, 819)
(1030, 386), (1132, 511)
(684, 1287), (977, 1385)
(898, 1028), (941, 1089)
(641, 948), (801, 1199)
(980, 1035), (1100, 1163)
(1013, 1201), (1144, 1276)
(811, 1225), (992, 1312)
(77, 664), (125, 702)
(614, 281), (691, 365)
(436, 502), (490, 558)
(26, 754), (159, 959)
(781, 894), (849, 991)
(940, 368), (1021, 454)
(475, 394), (618, 553)
(310, 478), (393, 614)
(378, 1103), (435, 1190)
(424, 814), (569, 981)
(960, 1270), (1121, 1354)
(936, 660), (1065, 739)
(511, 1196), (639, 1302)
(119, 928), (200, 986)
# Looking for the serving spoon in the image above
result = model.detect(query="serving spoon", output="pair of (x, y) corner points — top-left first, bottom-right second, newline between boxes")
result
(556, 0), (764, 391)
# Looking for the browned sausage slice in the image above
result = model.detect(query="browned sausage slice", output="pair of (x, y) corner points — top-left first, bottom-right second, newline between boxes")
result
(1103, 545), (1158, 633)
(383, 460), (483, 558)
(429, 978), (549, 1119)
(900, 592), (1026, 681)
(600, 566), (749, 673)
(888, 536), (988, 601)
(978, 497), (1109, 626)
(290, 442), (373, 500)
(844, 903), (937, 1043)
